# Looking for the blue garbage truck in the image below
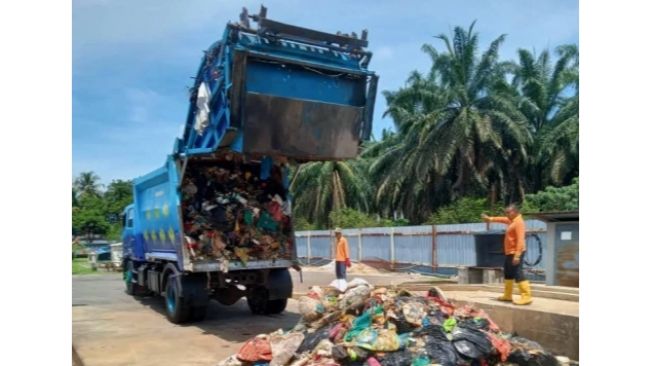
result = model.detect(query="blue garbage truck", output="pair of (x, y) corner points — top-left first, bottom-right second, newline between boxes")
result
(121, 7), (378, 323)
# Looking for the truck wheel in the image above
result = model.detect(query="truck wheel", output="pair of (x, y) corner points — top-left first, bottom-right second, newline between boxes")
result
(246, 288), (288, 315)
(246, 287), (269, 315)
(266, 298), (288, 314)
(124, 260), (148, 296)
(191, 306), (208, 321)
(165, 279), (191, 323)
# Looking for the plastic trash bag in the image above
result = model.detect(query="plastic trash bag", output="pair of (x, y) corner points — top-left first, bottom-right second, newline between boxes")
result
(422, 334), (459, 366)
(270, 332), (305, 366)
(330, 279), (348, 292)
(313, 339), (334, 357)
(483, 331), (511, 362)
(339, 285), (372, 311)
(451, 325), (493, 360)
(411, 355), (430, 366)
(507, 336), (560, 366)
(401, 301), (427, 327)
(367, 357), (382, 366)
(344, 311), (372, 342)
(299, 296), (326, 322)
(354, 328), (401, 352)
(347, 278), (372, 289)
(443, 317), (457, 333)
(379, 349), (414, 366)
(237, 335), (273, 362)
(298, 326), (331, 354)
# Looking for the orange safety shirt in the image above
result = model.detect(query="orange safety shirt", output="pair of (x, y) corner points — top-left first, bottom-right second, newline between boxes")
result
(335, 236), (350, 261)
(488, 214), (526, 256)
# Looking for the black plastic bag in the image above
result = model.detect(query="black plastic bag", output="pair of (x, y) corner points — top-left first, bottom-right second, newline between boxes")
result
(423, 334), (459, 366)
(451, 325), (493, 360)
(379, 349), (414, 366)
(507, 336), (560, 366)
(297, 326), (331, 354)
(458, 318), (490, 331)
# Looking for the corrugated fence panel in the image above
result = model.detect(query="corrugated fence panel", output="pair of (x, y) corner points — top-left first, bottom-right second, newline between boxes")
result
(295, 235), (308, 258)
(294, 220), (548, 270)
(436, 234), (477, 266)
(343, 230), (360, 262)
(393, 226), (432, 266)
(360, 227), (391, 261)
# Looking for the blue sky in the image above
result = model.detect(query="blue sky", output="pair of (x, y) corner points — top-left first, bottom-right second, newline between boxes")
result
(73, 0), (578, 185)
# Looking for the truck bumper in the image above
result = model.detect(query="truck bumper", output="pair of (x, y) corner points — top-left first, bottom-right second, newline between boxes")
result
(187, 259), (294, 272)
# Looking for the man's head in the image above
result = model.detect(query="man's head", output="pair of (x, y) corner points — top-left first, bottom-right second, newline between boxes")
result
(334, 227), (342, 239)
(504, 204), (520, 220)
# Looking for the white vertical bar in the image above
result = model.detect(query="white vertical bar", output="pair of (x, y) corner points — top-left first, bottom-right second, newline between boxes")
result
(390, 227), (395, 268)
(358, 229), (363, 262)
(307, 231), (311, 265)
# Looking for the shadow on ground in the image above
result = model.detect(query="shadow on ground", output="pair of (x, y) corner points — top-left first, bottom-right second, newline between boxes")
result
(135, 294), (301, 343)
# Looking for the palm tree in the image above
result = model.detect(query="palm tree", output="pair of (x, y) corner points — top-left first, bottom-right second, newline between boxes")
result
(537, 94), (579, 185)
(74, 171), (102, 198)
(290, 160), (372, 228)
(512, 45), (578, 132)
(512, 45), (578, 188)
(371, 22), (532, 222)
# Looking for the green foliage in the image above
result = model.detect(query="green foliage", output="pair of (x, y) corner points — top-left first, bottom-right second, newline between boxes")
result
(73, 195), (110, 240)
(72, 173), (132, 242)
(104, 180), (133, 224)
(328, 208), (377, 229)
(425, 197), (502, 225)
(106, 223), (123, 242)
(523, 177), (579, 212)
(74, 171), (102, 198)
(292, 216), (318, 231)
(290, 159), (372, 228)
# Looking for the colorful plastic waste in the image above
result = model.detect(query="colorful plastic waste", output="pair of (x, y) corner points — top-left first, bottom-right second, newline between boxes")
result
(218, 280), (567, 366)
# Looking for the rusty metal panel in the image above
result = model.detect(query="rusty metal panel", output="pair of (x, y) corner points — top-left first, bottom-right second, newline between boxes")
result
(554, 223), (579, 287)
(242, 92), (363, 159)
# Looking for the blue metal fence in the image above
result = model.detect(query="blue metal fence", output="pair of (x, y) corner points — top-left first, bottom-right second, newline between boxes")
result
(294, 220), (547, 277)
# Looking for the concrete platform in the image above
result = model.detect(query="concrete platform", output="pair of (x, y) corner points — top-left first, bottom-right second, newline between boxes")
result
(443, 289), (579, 361)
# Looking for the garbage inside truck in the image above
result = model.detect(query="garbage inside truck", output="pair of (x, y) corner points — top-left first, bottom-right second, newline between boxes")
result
(181, 152), (295, 267)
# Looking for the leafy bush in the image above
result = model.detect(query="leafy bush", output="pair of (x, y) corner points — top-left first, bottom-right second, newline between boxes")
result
(328, 208), (378, 228)
(293, 216), (318, 231)
(425, 197), (502, 225)
(523, 177), (579, 212)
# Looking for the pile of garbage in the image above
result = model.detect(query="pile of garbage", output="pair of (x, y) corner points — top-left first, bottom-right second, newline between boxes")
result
(218, 279), (565, 366)
(182, 154), (293, 265)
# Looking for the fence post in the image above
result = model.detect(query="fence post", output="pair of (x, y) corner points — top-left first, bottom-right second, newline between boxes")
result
(307, 231), (311, 265)
(390, 227), (395, 270)
(358, 229), (363, 262)
(431, 225), (438, 273)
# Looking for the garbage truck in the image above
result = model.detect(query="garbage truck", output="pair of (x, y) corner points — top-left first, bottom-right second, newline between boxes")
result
(121, 6), (378, 324)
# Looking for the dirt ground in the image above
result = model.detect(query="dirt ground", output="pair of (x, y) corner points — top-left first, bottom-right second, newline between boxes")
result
(72, 270), (420, 366)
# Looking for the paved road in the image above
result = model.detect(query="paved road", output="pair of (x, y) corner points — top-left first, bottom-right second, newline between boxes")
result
(73, 274), (301, 366)
(72, 270), (420, 366)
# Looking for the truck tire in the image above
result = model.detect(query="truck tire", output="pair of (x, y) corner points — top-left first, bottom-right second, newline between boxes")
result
(246, 288), (288, 315)
(124, 260), (149, 296)
(265, 298), (288, 314)
(190, 305), (208, 321)
(165, 279), (191, 323)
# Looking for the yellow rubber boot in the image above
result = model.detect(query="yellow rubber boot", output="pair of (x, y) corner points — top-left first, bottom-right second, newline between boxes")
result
(513, 280), (533, 305)
(497, 280), (514, 301)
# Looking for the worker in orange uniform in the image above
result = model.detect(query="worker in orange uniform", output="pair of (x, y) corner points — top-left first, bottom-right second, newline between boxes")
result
(334, 227), (352, 282)
(481, 204), (532, 305)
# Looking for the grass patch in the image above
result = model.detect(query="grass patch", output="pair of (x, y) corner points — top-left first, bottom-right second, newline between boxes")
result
(72, 257), (95, 275)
